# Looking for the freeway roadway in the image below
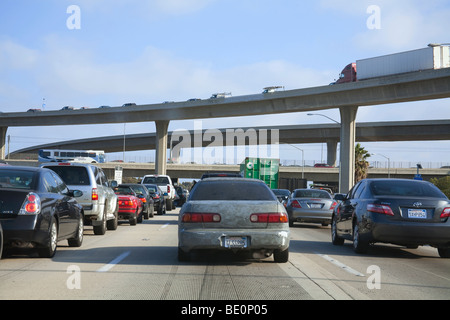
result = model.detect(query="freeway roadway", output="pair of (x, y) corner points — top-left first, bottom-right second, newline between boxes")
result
(1, 208), (448, 304)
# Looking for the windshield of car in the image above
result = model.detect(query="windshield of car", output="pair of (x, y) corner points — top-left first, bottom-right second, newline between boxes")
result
(370, 180), (446, 198)
(272, 189), (290, 196)
(189, 180), (277, 201)
(115, 186), (134, 195)
(292, 189), (331, 199)
(142, 176), (169, 184)
(0, 169), (35, 190)
(45, 166), (90, 185)
(143, 184), (158, 193)
(130, 185), (146, 195)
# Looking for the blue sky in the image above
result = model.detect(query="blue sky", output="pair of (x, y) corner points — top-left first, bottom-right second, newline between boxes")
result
(1, 0), (450, 166)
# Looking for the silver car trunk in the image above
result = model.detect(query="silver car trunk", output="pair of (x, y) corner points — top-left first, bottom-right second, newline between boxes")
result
(184, 200), (284, 229)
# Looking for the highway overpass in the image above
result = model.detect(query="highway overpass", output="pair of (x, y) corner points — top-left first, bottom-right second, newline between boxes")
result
(10, 119), (450, 167)
(2, 67), (450, 191)
(6, 160), (448, 189)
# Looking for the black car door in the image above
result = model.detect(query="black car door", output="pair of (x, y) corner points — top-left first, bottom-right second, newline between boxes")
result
(41, 172), (70, 237)
(51, 172), (79, 238)
(338, 181), (364, 235)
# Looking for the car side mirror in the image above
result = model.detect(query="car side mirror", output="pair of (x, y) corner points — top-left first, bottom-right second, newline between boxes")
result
(72, 190), (83, 198)
(334, 193), (346, 201)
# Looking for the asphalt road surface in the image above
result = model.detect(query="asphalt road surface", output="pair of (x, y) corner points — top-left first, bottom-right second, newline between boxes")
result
(1, 207), (449, 303)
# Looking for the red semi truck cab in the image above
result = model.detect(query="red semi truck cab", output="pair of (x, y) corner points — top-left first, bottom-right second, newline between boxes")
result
(335, 62), (357, 84)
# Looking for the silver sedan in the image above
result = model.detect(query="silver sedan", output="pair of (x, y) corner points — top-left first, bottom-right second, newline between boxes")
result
(178, 178), (290, 262)
(286, 189), (337, 227)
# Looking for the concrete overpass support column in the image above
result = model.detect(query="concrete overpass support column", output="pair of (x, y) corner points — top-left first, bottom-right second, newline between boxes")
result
(155, 120), (169, 175)
(326, 139), (338, 167)
(0, 127), (7, 160)
(339, 106), (358, 193)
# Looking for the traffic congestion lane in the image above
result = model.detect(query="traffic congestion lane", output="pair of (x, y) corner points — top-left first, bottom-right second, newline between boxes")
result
(0, 208), (449, 301)
(286, 223), (450, 300)
(0, 208), (310, 300)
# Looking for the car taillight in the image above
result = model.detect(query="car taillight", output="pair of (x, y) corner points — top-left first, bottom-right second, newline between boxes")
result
(19, 192), (41, 215)
(367, 203), (394, 216)
(440, 207), (450, 218)
(92, 188), (98, 201)
(119, 200), (133, 206)
(153, 194), (160, 199)
(291, 200), (302, 208)
(250, 212), (288, 223)
(330, 201), (337, 210)
(182, 212), (221, 223)
(167, 185), (170, 193)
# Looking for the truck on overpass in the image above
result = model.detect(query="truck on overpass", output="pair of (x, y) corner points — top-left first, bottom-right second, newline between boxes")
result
(335, 44), (450, 84)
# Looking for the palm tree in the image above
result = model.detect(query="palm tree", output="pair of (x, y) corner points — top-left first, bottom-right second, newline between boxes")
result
(355, 143), (371, 183)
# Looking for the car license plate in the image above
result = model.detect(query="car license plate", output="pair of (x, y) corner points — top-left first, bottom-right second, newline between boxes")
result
(408, 209), (427, 219)
(224, 237), (247, 248)
(309, 203), (322, 209)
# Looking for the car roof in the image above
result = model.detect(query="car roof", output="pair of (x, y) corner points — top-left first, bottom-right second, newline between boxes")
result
(41, 162), (94, 168)
(200, 177), (264, 183)
(0, 165), (42, 172)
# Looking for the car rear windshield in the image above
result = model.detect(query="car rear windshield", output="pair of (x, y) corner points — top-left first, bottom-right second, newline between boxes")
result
(45, 166), (90, 185)
(142, 176), (169, 184)
(370, 180), (446, 198)
(189, 180), (277, 201)
(272, 189), (290, 196)
(115, 186), (133, 195)
(293, 189), (331, 199)
(0, 169), (35, 190)
(144, 184), (158, 193)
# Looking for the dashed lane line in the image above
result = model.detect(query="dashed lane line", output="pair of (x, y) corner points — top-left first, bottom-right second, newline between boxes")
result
(96, 251), (131, 273)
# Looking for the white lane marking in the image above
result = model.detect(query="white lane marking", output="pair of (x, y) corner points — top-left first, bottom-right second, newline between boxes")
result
(96, 251), (131, 273)
(160, 223), (169, 230)
(317, 253), (365, 277)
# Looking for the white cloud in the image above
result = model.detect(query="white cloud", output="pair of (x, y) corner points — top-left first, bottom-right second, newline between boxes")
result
(9, 36), (333, 109)
(0, 39), (38, 70)
(320, 0), (450, 52)
(153, 0), (216, 15)
(67, 0), (215, 16)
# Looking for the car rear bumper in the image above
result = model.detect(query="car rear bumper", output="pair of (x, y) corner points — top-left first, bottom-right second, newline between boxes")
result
(289, 208), (332, 224)
(1, 215), (51, 248)
(178, 228), (290, 253)
(118, 208), (137, 219)
(361, 217), (450, 247)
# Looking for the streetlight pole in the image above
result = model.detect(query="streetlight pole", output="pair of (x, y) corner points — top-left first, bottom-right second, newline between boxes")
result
(307, 113), (340, 124)
(372, 153), (390, 178)
(307, 113), (341, 192)
(283, 144), (304, 179)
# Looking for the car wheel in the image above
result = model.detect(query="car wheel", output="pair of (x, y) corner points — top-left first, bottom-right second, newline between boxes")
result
(0, 223), (3, 260)
(158, 202), (166, 215)
(149, 205), (154, 218)
(167, 199), (173, 211)
(130, 212), (137, 226)
(137, 209), (143, 223)
(352, 223), (369, 254)
(38, 217), (58, 258)
(178, 247), (190, 262)
(68, 214), (84, 247)
(273, 248), (289, 263)
(331, 216), (345, 245)
(107, 204), (118, 230)
(438, 247), (450, 258)
(93, 209), (107, 235)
